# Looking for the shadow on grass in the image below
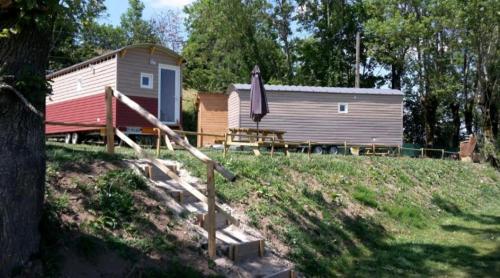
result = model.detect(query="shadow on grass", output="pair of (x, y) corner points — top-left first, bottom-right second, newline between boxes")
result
(271, 189), (500, 277)
(433, 195), (500, 225)
(39, 210), (211, 278)
(46, 143), (129, 164)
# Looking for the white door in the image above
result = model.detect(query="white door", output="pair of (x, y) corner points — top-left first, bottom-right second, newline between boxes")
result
(158, 64), (180, 124)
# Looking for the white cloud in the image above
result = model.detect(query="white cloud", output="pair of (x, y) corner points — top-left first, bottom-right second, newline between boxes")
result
(145, 0), (194, 8)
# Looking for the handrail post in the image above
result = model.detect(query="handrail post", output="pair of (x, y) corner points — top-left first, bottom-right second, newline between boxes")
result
(398, 145), (401, 157)
(200, 127), (204, 148)
(105, 86), (114, 154)
(155, 128), (161, 157)
(344, 141), (347, 156)
(308, 140), (311, 159)
(441, 149), (445, 159)
(207, 161), (216, 259)
(421, 148), (424, 158)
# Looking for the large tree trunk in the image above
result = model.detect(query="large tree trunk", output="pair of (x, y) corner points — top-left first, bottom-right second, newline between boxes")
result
(0, 12), (50, 276)
(450, 102), (461, 148)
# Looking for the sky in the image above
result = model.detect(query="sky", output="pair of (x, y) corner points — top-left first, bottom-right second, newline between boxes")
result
(100, 0), (194, 25)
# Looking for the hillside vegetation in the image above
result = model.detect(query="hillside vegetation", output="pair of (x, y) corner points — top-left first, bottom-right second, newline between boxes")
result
(162, 149), (500, 277)
(45, 143), (500, 277)
(42, 143), (220, 277)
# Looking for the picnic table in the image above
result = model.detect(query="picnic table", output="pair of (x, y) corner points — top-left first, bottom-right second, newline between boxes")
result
(223, 128), (290, 156)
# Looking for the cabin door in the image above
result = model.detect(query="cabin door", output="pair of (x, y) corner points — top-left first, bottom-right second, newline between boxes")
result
(158, 64), (180, 125)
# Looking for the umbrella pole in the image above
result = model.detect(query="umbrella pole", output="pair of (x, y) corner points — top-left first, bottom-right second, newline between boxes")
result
(256, 121), (259, 140)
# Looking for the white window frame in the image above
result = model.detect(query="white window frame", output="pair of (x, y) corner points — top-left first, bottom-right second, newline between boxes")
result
(140, 72), (154, 89)
(338, 103), (349, 113)
(158, 64), (181, 125)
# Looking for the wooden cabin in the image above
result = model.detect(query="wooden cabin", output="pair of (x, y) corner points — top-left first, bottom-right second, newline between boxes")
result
(46, 44), (183, 143)
(227, 84), (403, 146)
(196, 93), (228, 147)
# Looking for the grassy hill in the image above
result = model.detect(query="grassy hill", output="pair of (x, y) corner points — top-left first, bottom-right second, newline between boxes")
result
(44, 143), (500, 277)
(162, 149), (500, 277)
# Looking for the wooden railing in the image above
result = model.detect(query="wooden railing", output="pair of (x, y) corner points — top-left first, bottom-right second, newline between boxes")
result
(104, 87), (236, 258)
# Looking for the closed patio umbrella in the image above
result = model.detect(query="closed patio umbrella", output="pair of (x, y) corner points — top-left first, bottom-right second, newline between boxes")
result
(249, 65), (269, 137)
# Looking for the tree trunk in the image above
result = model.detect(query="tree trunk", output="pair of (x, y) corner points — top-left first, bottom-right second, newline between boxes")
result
(391, 64), (402, 90)
(450, 102), (461, 148)
(0, 15), (50, 276)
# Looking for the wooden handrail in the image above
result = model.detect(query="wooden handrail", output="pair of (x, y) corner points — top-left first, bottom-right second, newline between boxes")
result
(45, 121), (105, 128)
(108, 87), (235, 181)
(116, 129), (239, 226)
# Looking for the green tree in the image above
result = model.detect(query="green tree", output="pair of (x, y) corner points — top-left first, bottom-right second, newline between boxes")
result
(0, 1), (104, 275)
(120, 0), (158, 45)
(271, 0), (295, 82)
(294, 0), (368, 87)
(183, 0), (286, 91)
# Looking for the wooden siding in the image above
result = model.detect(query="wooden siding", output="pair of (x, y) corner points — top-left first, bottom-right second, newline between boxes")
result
(47, 57), (116, 104)
(46, 93), (116, 134)
(116, 47), (180, 98)
(230, 89), (403, 145)
(228, 92), (240, 128)
(116, 96), (157, 128)
(197, 93), (228, 147)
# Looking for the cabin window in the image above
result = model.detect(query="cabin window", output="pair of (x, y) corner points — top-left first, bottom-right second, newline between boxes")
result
(338, 103), (348, 113)
(140, 73), (153, 89)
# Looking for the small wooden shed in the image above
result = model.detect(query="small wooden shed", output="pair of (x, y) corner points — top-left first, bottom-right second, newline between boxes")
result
(227, 84), (403, 146)
(46, 44), (184, 141)
(196, 93), (228, 147)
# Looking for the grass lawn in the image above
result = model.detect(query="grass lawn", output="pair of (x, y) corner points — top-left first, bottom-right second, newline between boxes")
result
(46, 142), (500, 277)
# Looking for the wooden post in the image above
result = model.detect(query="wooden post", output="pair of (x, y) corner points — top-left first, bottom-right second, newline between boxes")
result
(164, 134), (174, 151)
(207, 162), (216, 259)
(271, 137), (275, 157)
(155, 128), (161, 157)
(441, 149), (445, 159)
(344, 141), (347, 155)
(223, 133), (228, 158)
(308, 140), (311, 159)
(398, 145), (401, 157)
(105, 87), (114, 154)
(372, 144), (375, 155)
(355, 32), (361, 88)
(200, 128), (204, 148)
(421, 148), (424, 158)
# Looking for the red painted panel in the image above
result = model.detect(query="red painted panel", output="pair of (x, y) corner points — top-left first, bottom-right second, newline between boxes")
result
(45, 93), (116, 134)
(116, 96), (158, 128)
(46, 94), (180, 135)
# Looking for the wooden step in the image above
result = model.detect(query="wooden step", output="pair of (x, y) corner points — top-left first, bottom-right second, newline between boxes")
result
(265, 269), (296, 278)
(185, 202), (231, 229)
(217, 225), (265, 262)
(195, 224), (265, 262)
(156, 181), (199, 204)
(147, 163), (178, 181)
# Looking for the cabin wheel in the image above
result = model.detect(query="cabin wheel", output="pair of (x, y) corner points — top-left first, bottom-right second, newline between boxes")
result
(328, 146), (338, 154)
(313, 146), (324, 154)
(71, 132), (80, 145)
(64, 133), (71, 144)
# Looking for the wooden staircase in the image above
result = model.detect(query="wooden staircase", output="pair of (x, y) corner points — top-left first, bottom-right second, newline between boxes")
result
(107, 87), (295, 277)
(128, 161), (296, 277)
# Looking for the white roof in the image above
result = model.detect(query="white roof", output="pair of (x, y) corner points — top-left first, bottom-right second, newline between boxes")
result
(230, 84), (403, 96)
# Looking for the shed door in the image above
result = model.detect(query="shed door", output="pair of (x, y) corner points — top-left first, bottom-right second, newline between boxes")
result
(158, 64), (180, 124)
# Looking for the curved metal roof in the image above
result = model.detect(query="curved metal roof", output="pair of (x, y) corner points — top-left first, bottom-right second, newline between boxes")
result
(229, 84), (403, 96)
(47, 44), (183, 79)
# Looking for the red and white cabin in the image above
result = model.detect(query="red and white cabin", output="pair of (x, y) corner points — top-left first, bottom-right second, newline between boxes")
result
(46, 44), (183, 142)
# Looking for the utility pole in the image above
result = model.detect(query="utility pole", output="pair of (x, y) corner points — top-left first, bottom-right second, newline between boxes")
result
(355, 32), (360, 88)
